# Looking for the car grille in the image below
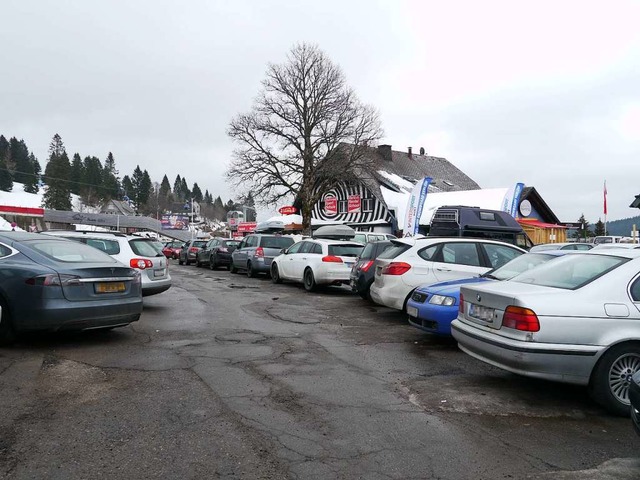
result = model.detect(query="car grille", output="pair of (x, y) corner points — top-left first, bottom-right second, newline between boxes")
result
(411, 291), (428, 303)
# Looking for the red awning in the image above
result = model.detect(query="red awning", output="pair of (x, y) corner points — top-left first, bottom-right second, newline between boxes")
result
(518, 219), (568, 229)
(0, 205), (45, 217)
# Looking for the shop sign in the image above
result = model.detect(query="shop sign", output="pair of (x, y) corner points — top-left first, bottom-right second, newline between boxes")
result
(278, 206), (298, 215)
(237, 222), (257, 233)
(324, 196), (337, 215)
(347, 195), (361, 213)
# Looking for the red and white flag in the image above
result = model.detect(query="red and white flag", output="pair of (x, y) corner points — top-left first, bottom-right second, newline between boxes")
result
(603, 181), (608, 215)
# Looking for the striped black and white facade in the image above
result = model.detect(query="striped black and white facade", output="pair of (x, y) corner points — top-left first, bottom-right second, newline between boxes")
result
(312, 183), (395, 233)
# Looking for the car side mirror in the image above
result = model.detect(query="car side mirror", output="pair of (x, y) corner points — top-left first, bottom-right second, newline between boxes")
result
(280, 248), (287, 254)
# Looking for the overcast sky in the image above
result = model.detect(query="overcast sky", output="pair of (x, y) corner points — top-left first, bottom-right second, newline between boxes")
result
(2, 0), (639, 223)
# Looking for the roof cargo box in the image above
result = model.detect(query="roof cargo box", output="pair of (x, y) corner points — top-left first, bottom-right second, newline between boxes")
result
(312, 225), (356, 240)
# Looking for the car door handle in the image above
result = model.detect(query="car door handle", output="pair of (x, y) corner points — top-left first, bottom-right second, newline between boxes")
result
(436, 267), (451, 271)
(301, 257), (307, 260)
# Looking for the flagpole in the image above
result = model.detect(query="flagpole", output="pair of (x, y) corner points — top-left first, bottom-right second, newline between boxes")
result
(604, 180), (607, 236)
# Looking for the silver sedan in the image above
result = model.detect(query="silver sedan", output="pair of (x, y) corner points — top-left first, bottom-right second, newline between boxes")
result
(451, 249), (640, 416)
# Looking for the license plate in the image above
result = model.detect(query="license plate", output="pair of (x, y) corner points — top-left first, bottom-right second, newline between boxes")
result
(95, 282), (126, 294)
(469, 304), (494, 322)
(153, 269), (165, 277)
(345, 262), (354, 268)
(407, 306), (418, 317)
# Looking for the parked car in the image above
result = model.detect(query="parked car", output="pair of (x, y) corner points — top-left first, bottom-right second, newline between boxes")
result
(196, 238), (240, 269)
(162, 241), (184, 259)
(407, 251), (567, 336)
(592, 243), (640, 250)
(271, 239), (363, 291)
(350, 240), (393, 299)
(231, 234), (295, 277)
(370, 237), (526, 311)
(42, 230), (171, 296)
(451, 249), (640, 416)
(353, 232), (396, 244)
(631, 371), (640, 436)
(529, 242), (593, 252)
(178, 239), (208, 266)
(0, 232), (143, 344)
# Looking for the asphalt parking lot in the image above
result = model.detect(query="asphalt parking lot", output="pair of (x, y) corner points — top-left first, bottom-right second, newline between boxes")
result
(1, 260), (639, 479)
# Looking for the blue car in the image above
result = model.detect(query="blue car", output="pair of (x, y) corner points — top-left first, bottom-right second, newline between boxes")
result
(406, 251), (567, 336)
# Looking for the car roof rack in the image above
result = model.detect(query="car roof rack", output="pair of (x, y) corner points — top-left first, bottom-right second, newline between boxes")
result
(45, 229), (129, 237)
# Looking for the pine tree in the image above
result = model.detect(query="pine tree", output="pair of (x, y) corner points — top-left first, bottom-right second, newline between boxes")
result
(23, 153), (39, 193)
(102, 152), (120, 200)
(212, 196), (225, 220)
(42, 134), (72, 210)
(0, 135), (9, 162)
(181, 177), (190, 200)
(192, 182), (203, 203)
(204, 190), (212, 204)
(0, 156), (13, 192)
(81, 156), (103, 206)
(159, 175), (171, 197)
(70, 153), (84, 195)
(140, 170), (153, 207)
(8, 138), (31, 184)
(121, 175), (134, 203)
(173, 175), (182, 200)
(131, 166), (145, 209)
(594, 218), (606, 236)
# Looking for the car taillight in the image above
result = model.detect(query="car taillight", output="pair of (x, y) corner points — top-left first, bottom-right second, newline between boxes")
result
(502, 306), (540, 332)
(459, 292), (464, 314)
(322, 255), (343, 263)
(26, 274), (81, 286)
(130, 258), (153, 269)
(381, 262), (411, 275)
(255, 247), (264, 258)
(360, 260), (374, 272)
(189, 247), (199, 253)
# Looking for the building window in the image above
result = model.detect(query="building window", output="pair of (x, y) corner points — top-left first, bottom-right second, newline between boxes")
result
(338, 200), (348, 213)
(362, 198), (374, 212)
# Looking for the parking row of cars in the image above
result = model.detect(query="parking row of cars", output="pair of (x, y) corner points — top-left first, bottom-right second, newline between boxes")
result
(173, 233), (640, 433)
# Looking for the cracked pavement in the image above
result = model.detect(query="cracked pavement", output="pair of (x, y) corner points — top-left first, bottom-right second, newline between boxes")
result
(1, 263), (639, 479)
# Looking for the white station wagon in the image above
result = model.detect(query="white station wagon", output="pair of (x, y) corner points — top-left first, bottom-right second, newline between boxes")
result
(270, 239), (363, 291)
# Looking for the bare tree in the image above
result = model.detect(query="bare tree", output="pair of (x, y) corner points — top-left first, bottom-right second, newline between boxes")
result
(227, 43), (383, 233)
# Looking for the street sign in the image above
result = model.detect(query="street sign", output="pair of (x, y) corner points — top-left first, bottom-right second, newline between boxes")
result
(561, 222), (583, 229)
(278, 206), (297, 215)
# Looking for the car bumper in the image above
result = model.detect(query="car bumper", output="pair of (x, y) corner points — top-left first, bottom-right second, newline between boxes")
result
(17, 297), (143, 332)
(251, 258), (273, 273)
(370, 281), (409, 310)
(141, 273), (172, 296)
(314, 264), (352, 284)
(450, 319), (600, 385)
(407, 301), (456, 336)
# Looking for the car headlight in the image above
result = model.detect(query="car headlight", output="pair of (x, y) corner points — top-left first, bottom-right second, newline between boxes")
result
(428, 294), (456, 306)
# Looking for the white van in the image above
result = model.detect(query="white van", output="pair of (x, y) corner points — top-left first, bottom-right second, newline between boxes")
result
(593, 235), (624, 245)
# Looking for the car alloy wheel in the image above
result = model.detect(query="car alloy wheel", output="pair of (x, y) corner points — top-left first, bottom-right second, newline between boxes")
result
(590, 344), (640, 416)
(210, 254), (217, 270)
(247, 261), (257, 278)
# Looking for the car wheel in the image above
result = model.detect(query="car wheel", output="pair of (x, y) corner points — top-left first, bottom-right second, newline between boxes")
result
(230, 263), (238, 274)
(0, 297), (16, 345)
(271, 264), (282, 284)
(209, 255), (217, 270)
(303, 268), (317, 292)
(589, 343), (640, 416)
(247, 261), (257, 278)
(358, 280), (373, 301)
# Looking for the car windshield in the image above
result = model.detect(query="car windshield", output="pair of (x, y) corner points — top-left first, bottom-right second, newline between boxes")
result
(486, 253), (559, 281)
(261, 237), (294, 249)
(378, 242), (411, 260)
(225, 241), (240, 247)
(511, 253), (629, 289)
(130, 239), (164, 256)
(328, 244), (362, 257)
(27, 239), (118, 263)
(192, 241), (208, 248)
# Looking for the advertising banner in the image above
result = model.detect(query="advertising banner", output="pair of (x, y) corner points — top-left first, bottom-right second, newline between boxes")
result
(501, 182), (525, 217)
(324, 196), (337, 215)
(347, 195), (361, 213)
(161, 214), (189, 230)
(237, 222), (257, 233)
(404, 177), (432, 235)
(278, 206), (297, 215)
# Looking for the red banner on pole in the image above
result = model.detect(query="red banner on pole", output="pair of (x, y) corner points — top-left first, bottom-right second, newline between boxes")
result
(278, 206), (297, 215)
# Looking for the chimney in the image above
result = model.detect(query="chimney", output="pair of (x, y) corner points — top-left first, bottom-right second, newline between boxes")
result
(378, 144), (392, 162)
(408, 147), (412, 158)
(419, 147), (425, 155)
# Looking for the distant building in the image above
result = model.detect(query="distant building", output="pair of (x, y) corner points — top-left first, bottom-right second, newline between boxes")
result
(101, 199), (136, 216)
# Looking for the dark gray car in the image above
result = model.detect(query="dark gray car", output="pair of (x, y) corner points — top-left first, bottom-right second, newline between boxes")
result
(350, 240), (393, 299)
(231, 234), (295, 277)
